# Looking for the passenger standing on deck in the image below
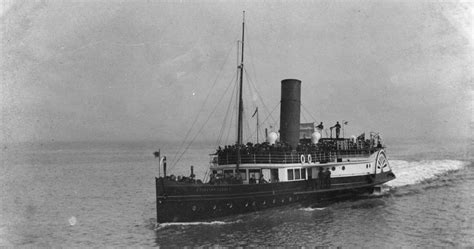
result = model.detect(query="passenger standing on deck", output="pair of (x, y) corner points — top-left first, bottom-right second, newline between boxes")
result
(258, 174), (267, 184)
(324, 168), (332, 188)
(249, 175), (256, 184)
(332, 122), (341, 139)
(318, 168), (324, 189)
(209, 171), (217, 185)
(316, 122), (324, 137)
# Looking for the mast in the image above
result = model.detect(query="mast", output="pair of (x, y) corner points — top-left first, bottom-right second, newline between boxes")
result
(236, 11), (245, 172)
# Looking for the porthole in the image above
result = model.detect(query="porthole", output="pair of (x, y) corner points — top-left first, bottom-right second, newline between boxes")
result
(192, 205), (197, 211)
(342, 166), (345, 170)
(262, 201), (266, 205)
(245, 203), (249, 207)
(281, 199), (285, 203)
(331, 167), (336, 171)
(213, 205), (217, 210)
(158, 200), (162, 204)
(228, 203), (233, 208)
(273, 199), (276, 204)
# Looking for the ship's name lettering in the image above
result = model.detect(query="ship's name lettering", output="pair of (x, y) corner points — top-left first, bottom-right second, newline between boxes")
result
(197, 187), (229, 192)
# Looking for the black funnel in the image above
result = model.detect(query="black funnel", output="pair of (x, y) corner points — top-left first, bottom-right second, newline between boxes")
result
(280, 79), (301, 150)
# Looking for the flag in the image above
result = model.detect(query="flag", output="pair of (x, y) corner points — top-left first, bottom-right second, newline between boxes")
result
(252, 107), (258, 118)
(344, 121), (348, 125)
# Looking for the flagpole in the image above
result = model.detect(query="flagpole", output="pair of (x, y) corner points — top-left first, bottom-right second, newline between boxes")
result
(256, 107), (259, 144)
(251, 107), (259, 143)
(342, 120), (348, 138)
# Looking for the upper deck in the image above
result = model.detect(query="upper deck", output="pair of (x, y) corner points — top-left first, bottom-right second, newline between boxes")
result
(213, 138), (383, 166)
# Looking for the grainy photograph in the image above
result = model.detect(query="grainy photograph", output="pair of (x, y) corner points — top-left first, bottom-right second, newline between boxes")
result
(1, 0), (472, 247)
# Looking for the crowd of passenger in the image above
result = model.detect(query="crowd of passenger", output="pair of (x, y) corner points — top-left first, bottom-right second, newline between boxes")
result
(216, 141), (294, 156)
(215, 138), (379, 158)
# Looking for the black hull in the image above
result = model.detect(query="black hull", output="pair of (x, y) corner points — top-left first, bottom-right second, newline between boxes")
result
(156, 171), (395, 223)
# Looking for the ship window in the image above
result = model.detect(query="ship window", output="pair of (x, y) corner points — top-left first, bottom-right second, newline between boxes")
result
(331, 167), (336, 171)
(288, 169), (294, 180)
(301, 168), (306, 179)
(342, 166), (345, 170)
(239, 169), (247, 180)
(295, 169), (301, 180)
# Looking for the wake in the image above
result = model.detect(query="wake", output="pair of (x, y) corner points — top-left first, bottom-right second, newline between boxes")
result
(385, 159), (469, 188)
(155, 219), (243, 230)
(299, 207), (326, 212)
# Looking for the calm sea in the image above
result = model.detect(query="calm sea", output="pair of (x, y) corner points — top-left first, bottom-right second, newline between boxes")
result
(0, 139), (472, 247)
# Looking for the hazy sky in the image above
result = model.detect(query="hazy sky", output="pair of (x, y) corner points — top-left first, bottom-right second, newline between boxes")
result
(1, 0), (472, 144)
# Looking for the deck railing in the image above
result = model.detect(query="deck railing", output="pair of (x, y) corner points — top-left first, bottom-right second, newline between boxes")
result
(215, 149), (376, 165)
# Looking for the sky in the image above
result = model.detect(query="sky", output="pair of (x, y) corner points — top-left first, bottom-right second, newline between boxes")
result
(1, 0), (473, 145)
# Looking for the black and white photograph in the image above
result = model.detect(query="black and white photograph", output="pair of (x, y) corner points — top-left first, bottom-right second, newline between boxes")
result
(1, 0), (472, 247)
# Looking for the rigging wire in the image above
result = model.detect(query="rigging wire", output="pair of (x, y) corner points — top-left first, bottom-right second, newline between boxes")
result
(244, 101), (280, 141)
(219, 41), (242, 146)
(216, 74), (238, 146)
(223, 73), (239, 145)
(170, 73), (238, 170)
(301, 104), (318, 122)
(301, 107), (309, 123)
(243, 68), (278, 138)
(244, 69), (277, 125)
(262, 101), (280, 129)
(242, 71), (257, 143)
(244, 108), (252, 143)
(224, 102), (236, 145)
(169, 39), (237, 167)
(244, 21), (262, 94)
(243, 23), (278, 128)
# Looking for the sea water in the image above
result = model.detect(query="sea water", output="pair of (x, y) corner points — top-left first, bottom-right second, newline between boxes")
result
(0, 139), (472, 247)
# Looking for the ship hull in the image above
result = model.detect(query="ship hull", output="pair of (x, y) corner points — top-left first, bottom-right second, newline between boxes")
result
(155, 170), (395, 223)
